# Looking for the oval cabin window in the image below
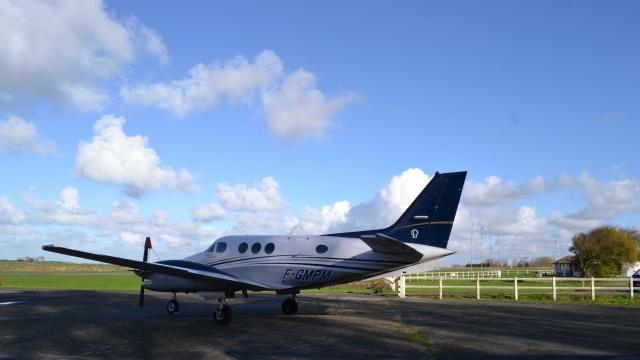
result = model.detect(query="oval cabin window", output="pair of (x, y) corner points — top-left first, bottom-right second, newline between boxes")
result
(265, 242), (275, 254)
(315, 244), (328, 254)
(251, 242), (261, 254)
(238, 242), (248, 254)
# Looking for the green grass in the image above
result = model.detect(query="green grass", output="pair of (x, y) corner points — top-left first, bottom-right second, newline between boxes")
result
(0, 272), (140, 291)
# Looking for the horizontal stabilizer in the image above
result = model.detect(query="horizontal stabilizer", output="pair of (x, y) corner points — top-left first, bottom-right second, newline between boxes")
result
(360, 233), (422, 259)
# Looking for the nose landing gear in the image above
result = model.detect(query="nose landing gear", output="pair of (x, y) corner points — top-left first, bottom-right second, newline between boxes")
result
(166, 293), (179, 315)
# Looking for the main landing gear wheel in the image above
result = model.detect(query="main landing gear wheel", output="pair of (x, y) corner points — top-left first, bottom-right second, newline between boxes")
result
(281, 298), (298, 315)
(166, 299), (179, 315)
(214, 303), (232, 325)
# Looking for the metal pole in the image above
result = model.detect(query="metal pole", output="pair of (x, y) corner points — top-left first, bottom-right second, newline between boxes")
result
(591, 277), (595, 301)
(489, 228), (492, 268)
(480, 225), (483, 269)
(514, 276), (519, 301)
(399, 275), (406, 299)
(630, 277), (634, 299)
(470, 221), (473, 267)
(476, 275), (480, 300)
(552, 276), (557, 301)
(439, 277), (443, 300)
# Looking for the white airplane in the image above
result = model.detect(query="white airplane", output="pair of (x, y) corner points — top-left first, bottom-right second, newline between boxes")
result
(43, 171), (466, 325)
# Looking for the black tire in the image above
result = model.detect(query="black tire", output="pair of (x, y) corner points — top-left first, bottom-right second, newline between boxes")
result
(214, 304), (232, 325)
(281, 298), (298, 315)
(166, 299), (179, 315)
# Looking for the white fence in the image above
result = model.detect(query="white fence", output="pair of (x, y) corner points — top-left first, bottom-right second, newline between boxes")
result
(405, 268), (555, 280)
(396, 275), (636, 301)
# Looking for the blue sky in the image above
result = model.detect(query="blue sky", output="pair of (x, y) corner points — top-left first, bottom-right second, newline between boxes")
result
(0, 0), (638, 265)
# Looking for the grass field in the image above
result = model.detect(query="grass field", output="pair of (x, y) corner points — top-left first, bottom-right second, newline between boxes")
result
(1, 262), (637, 305)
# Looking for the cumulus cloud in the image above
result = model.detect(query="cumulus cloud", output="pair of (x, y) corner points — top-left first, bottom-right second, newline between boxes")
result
(121, 50), (282, 117)
(548, 171), (640, 232)
(463, 175), (552, 207)
(0, 197), (27, 224)
(25, 186), (96, 225)
(121, 50), (359, 142)
(262, 69), (360, 143)
(191, 203), (227, 222)
(329, 168), (431, 232)
(217, 176), (287, 212)
(287, 200), (351, 235)
(74, 115), (198, 196)
(108, 200), (144, 225)
(0, 0), (168, 110)
(0, 115), (55, 154)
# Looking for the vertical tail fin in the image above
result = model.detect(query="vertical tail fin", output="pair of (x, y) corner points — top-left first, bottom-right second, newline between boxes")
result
(326, 171), (466, 249)
(382, 171), (466, 248)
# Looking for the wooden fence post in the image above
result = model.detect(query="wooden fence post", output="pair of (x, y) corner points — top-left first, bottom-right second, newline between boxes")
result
(590, 277), (595, 300)
(552, 276), (557, 301)
(514, 276), (519, 301)
(399, 275), (406, 299)
(476, 275), (480, 300)
(439, 277), (443, 300)
(630, 277), (634, 299)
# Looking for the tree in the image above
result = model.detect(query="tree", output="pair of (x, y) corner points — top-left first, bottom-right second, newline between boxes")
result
(569, 226), (639, 277)
(529, 256), (554, 267)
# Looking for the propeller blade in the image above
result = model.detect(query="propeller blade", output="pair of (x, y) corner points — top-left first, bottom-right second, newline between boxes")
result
(139, 286), (145, 307)
(142, 236), (152, 263)
(139, 237), (151, 308)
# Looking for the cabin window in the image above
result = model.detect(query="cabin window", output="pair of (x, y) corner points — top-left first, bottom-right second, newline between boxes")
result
(216, 242), (227, 253)
(251, 242), (261, 254)
(316, 244), (328, 254)
(265, 242), (275, 254)
(238, 242), (248, 254)
(206, 243), (216, 252)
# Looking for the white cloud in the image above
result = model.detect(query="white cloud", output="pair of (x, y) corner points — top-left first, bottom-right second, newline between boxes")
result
(217, 176), (287, 212)
(262, 69), (360, 143)
(330, 168), (431, 232)
(108, 200), (144, 225)
(74, 115), (198, 196)
(25, 186), (96, 225)
(0, 115), (55, 154)
(191, 203), (227, 222)
(548, 171), (640, 232)
(288, 200), (351, 235)
(127, 17), (169, 67)
(463, 175), (552, 207)
(121, 50), (360, 142)
(0, 0), (168, 110)
(121, 50), (282, 117)
(0, 197), (27, 224)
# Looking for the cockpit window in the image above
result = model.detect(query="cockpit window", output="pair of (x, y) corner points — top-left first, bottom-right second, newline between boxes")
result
(634, 269), (640, 277)
(206, 243), (216, 252)
(216, 242), (227, 253)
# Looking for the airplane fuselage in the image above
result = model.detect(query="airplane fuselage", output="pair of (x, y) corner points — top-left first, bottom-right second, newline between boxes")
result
(142, 235), (453, 293)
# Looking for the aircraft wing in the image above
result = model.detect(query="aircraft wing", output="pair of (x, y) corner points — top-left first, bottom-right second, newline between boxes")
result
(42, 245), (270, 291)
(359, 233), (423, 259)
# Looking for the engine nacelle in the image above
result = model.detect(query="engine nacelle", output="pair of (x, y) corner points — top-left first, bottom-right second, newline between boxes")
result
(142, 273), (213, 292)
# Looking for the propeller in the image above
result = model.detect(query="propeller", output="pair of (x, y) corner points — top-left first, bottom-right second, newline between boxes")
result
(139, 236), (152, 308)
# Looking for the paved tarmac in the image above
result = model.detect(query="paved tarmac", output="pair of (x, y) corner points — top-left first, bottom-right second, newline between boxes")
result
(0, 289), (639, 359)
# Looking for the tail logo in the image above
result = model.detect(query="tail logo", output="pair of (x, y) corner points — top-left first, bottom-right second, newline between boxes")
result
(410, 228), (419, 239)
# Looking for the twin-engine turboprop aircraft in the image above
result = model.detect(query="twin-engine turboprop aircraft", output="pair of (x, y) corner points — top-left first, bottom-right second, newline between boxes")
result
(43, 171), (467, 325)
